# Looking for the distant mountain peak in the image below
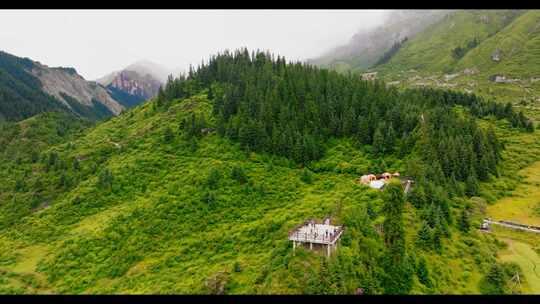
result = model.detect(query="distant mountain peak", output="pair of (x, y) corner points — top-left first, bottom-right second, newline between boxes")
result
(124, 60), (171, 83)
(96, 61), (170, 104)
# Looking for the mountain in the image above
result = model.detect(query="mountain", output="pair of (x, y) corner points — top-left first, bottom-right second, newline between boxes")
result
(310, 10), (452, 72)
(96, 60), (170, 107)
(0, 50), (125, 122)
(331, 10), (539, 112)
(372, 10), (526, 75)
(0, 50), (537, 294)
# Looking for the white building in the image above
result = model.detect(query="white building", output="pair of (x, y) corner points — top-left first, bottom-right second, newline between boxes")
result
(288, 218), (344, 257)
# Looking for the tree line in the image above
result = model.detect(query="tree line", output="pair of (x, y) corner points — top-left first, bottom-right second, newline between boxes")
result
(156, 48), (532, 166)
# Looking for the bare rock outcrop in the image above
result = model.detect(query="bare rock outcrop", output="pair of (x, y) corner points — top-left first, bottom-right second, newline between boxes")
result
(30, 63), (123, 115)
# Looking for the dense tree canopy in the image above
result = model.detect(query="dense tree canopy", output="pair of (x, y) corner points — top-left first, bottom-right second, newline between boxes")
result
(157, 49), (532, 184)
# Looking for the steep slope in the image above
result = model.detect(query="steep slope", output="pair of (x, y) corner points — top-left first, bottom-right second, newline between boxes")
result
(0, 51), (66, 121)
(97, 60), (169, 107)
(376, 10), (525, 74)
(370, 10), (540, 120)
(311, 10), (451, 72)
(350, 10), (540, 291)
(0, 51), (535, 294)
(0, 50), (124, 122)
(456, 10), (540, 79)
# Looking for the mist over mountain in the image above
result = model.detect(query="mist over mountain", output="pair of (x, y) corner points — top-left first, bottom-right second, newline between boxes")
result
(311, 10), (452, 72)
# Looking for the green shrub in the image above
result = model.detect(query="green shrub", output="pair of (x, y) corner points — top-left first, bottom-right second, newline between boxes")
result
(300, 168), (314, 184)
(207, 168), (222, 189)
(231, 165), (247, 184)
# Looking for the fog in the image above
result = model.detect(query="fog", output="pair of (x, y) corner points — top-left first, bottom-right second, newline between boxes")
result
(0, 10), (390, 80)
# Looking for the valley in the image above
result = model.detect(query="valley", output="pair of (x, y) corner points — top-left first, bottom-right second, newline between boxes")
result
(1, 9), (540, 296)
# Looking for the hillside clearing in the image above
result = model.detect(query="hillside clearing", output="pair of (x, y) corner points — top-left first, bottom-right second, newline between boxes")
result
(498, 238), (540, 293)
(487, 160), (540, 226)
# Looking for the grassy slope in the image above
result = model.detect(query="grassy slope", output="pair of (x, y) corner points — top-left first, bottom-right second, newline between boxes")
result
(457, 10), (540, 78)
(317, 9), (540, 294)
(498, 237), (540, 294)
(486, 161), (540, 226)
(0, 94), (518, 294)
(373, 10), (540, 121)
(377, 10), (522, 74)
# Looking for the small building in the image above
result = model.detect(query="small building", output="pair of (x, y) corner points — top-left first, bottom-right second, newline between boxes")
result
(444, 73), (460, 81)
(359, 172), (403, 191)
(463, 68), (478, 75)
(490, 74), (507, 83)
(288, 218), (344, 257)
(361, 72), (378, 81)
(480, 219), (490, 231)
(491, 49), (502, 62)
(369, 180), (386, 190)
(358, 174), (377, 185)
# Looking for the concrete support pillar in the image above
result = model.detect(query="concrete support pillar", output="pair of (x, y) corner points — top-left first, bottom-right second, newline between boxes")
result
(293, 241), (296, 253)
(310, 242), (313, 250)
(326, 244), (330, 257)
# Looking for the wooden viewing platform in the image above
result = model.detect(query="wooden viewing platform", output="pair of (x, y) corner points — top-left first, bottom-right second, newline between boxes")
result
(288, 217), (344, 257)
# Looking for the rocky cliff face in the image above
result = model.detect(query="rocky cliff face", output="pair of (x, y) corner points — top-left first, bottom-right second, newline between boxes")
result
(97, 60), (169, 102)
(30, 63), (123, 115)
(103, 69), (162, 101)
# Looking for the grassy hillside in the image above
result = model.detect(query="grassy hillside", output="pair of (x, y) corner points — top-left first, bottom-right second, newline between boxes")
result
(0, 51), (537, 295)
(370, 10), (540, 121)
(0, 95), (534, 295)
(311, 10), (450, 73)
(365, 9), (540, 294)
(457, 10), (540, 78)
(376, 10), (524, 74)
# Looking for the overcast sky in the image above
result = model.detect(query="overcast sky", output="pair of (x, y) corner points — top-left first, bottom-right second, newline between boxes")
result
(0, 10), (389, 80)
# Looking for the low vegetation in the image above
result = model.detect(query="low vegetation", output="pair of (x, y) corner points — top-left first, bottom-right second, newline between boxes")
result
(0, 50), (537, 294)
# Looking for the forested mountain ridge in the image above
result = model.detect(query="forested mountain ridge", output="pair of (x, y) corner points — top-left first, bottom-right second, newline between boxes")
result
(0, 50), (150, 122)
(0, 51), (66, 121)
(0, 50), (537, 294)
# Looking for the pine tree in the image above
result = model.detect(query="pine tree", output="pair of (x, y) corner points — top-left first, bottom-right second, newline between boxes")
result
(207, 168), (222, 190)
(416, 256), (432, 287)
(416, 221), (433, 250)
(156, 86), (166, 107)
(384, 124), (396, 153)
(164, 126), (174, 143)
(458, 208), (471, 233)
(372, 125), (385, 156)
(480, 264), (507, 294)
(231, 165), (247, 184)
(300, 167), (314, 184)
(382, 180), (413, 294)
(465, 173), (479, 197)
(366, 200), (377, 220)
(97, 168), (113, 190)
